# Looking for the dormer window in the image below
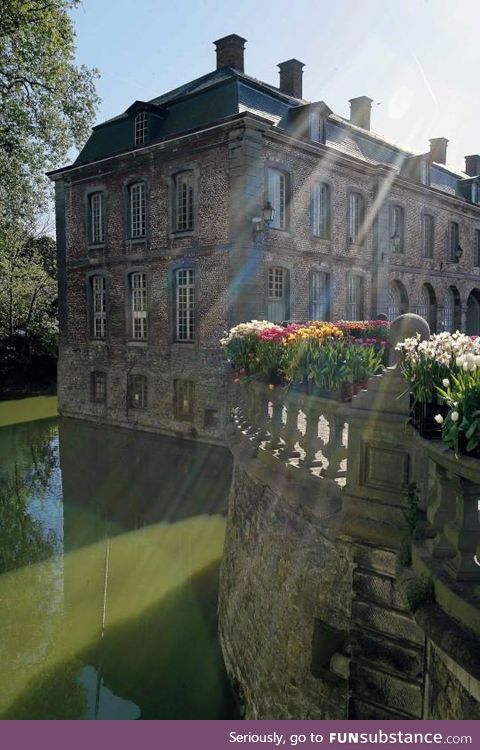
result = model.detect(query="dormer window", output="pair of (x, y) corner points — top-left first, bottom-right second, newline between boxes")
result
(472, 182), (479, 204)
(134, 113), (148, 145)
(420, 160), (430, 186)
(309, 113), (325, 144)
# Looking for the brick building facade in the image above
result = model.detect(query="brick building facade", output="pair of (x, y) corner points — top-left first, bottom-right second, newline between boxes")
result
(49, 35), (480, 442)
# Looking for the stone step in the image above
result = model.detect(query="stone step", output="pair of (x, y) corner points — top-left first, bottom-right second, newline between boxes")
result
(352, 598), (424, 646)
(351, 626), (424, 681)
(354, 543), (398, 577)
(353, 568), (406, 610)
(349, 662), (423, 718)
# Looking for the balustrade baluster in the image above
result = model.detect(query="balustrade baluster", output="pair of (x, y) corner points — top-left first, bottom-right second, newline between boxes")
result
(299, 398), (322, 468)
(444, 477), (480, 581)
(268, 396), (284, 450)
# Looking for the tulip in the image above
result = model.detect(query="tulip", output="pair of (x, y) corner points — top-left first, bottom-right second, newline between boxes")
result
(442, 379), (449, 387)
(451, 411), (459, 422)
(434, 414), (444, 424)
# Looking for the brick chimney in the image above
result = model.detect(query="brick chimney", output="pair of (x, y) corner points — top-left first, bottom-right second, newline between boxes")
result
(429, 137), (448, 164)
(465, 154), (480, 177)
(349, 96), (373, 130)
(278, 59), (305, 99)
(214, 34), (247, 72)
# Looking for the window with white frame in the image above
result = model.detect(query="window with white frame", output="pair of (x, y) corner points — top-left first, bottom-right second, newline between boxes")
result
(129, 182), (146, 238)
(174, 171), (194, 232)
(267, 168), (287, 230)
(131, 272), (147, 339)
(348, 192), (363, 244)
(174, 379), (195, 421)
(128, 373), (147, 409)
(91, 275), (106, 339)
(422, 214), (434, 258)
(475, 229), (480, 268)
(311, 271), (330, 320)
(267, 267), (288, 323)
(91, 371), (106, 403)
(389, 205), (404, 252)
(313, 183), (331, 239)
(89, 192), (105, 244)
(448, 221), (459, 262)
(346, 274), (364, 320)
(175, 268), (195, 341)
(134, 113), (148, 146)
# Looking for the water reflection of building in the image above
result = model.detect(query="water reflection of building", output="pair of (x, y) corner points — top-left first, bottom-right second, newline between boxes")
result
(49, 35), (480, 441)
(59, 418), (235, 719)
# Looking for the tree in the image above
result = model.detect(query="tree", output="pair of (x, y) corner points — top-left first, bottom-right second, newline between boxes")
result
(0, 1), (99, 387)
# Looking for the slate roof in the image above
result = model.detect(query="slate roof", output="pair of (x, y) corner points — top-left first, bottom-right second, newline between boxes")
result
(65, 64), (473, 200)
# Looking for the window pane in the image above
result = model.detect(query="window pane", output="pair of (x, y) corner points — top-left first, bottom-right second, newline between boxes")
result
(90, 193), (105, 244)
(130, 183), (146, 237)
(346, 274), (364, 320)
(175, 172), (194, 231)
(176, 268), (195, 340)
(349, 193), (362, 243)
(129, 374), (147, 408)
(131, 272), (147, 339)
(313, 183), (330, 238)
(268, 169), (286, 230)
(92, 275), (106, 338)
(422, 214), (433, 258)
(311, 271), (330, 320)
(267, 267), (287, 322)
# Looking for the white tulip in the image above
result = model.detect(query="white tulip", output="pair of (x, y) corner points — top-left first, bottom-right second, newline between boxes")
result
(434, 414), (444, 424)
(451, 411), (459, 422)
(442, 379), (449, 387)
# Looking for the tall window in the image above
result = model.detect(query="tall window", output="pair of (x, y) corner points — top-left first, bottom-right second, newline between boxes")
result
(387, 282), (405, 321)
(267, 267), (288, 323)
(420, 161), (430, 186)
(346, 274), (364, 320)
(174, 171), (194, 232)
(448, 221), (459, 262)
(91, 275), (106, 339)
(416, 285), (430, 321)
(311, 271), (330, 320)
(131, 272), (147, 339)
(422, 214), (434, 258)
(89, 192), (105, 244)
(267, 168), (287, 230)
(134, 113), (148, 145)
(174, 379), (195, 421)
(128, 374), (147, 409)
(175, 268), (195, 341)
(129, 182), (146, 238)
(348, 192), (363, 244)
(475, 229), (480, 268)
(313, 183), (331, 239)
(443, 289), (455, 332)
(91, 371), (106, 404)
(390, 205), (404, 252)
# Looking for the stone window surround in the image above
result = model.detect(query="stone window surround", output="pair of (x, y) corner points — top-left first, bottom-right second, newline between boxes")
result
(346, 268), (368, 320)
(421, 210), (435, 260)
(266, 263), (291, 323)
(309, 264), (332, 321)
(84, 185), (107, 248)
(168, 164), (199, 238)
(90, 370), (107, 404)
(264, 160), (292, 233)
(173, 378), (195, 422)
(128, 371), (148, 409)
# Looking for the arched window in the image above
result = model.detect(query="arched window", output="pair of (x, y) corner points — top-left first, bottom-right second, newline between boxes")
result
(267, 267), (289, 323)
(134, 113), (148, 145)
(416, 284), (437, 332)
(312, 183), (331, 239)
(442, 288), (456, 332)
(387, 282), (407, 321)
(173, 171), (195, 232)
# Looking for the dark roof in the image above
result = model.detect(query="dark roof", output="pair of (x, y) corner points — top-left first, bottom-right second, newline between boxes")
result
(56, 64), (474, 201)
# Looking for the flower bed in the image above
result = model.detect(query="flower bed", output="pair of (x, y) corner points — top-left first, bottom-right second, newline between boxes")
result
(396, 331), (480, 456)
(221, 319), (388, 399)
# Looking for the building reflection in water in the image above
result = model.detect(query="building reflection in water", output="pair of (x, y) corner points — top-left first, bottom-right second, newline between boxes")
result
(0, 416), (235, 719)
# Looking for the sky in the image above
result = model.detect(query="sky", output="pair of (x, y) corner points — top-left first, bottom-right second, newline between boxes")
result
(70, 0), (480, 173)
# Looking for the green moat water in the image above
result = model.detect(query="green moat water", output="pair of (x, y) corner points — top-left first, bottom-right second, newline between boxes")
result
(0, 403), (235, 719)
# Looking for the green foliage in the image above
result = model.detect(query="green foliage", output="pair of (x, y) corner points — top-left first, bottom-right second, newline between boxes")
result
(405, 574), (435, 612)
(437, 372), (480, 456)
(0, 1), (99, 387)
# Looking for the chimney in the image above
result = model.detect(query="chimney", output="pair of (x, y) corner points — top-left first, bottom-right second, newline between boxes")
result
(278, 59), (305, 99)
(465, 154), (480, 177)
(429, 137), (448, 165)
(214, 34), (247, 72)
(349, 96), (373, 130)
